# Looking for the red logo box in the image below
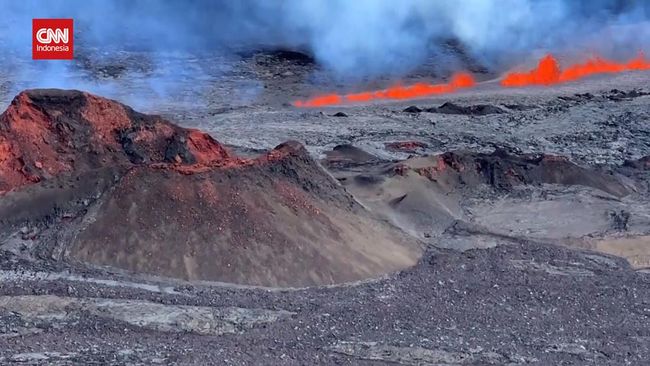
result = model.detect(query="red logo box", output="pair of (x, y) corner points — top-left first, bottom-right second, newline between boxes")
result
(32, 19), (74, 60)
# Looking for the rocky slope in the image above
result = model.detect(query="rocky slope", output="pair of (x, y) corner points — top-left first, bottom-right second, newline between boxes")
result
(0, 90), (421, 287)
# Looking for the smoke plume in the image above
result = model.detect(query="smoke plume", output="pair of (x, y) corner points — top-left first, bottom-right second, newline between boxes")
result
(1, 0), (649, 101)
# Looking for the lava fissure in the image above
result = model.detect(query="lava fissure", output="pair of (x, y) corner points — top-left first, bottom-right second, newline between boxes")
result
(293, 72), (476, 108)
(501, 54), (650, 87)
(294, 53), (650, 107)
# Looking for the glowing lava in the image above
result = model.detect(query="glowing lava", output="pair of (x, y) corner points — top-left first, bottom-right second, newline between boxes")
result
(293, 72), (476, 108)
(502, 53), (650, 87)
(293, 53), (650, 107)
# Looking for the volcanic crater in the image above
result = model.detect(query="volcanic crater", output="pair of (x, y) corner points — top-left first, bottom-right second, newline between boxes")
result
(0, 89), (421, 287)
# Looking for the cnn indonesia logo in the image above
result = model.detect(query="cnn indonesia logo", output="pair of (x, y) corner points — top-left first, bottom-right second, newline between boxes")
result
(32, 19), (74, 60)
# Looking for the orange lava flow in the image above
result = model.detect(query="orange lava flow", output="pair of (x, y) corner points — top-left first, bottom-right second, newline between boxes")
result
(502, 53), (650, 87)
(293, 72), (476, 108)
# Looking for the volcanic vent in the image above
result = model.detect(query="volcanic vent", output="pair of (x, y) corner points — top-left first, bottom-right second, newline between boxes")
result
(0, 90), (421, 287)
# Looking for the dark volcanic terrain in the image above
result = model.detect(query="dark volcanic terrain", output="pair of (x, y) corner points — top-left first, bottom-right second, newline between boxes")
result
(0, 51), (650, 365)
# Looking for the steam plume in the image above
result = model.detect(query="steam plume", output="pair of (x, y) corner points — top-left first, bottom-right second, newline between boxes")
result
(1, 0), (649, 100)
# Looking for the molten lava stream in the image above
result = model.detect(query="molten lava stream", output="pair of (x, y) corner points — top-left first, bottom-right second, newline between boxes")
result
(501, 53), (650, 87)
(293, 72), (476, 108)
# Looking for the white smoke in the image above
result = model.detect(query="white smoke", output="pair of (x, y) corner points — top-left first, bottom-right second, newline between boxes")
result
(0, 0), (648, 96)
(279, 0), (649, 74)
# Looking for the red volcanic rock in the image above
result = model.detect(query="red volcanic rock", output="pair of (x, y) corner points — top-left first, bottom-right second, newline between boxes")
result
(385, 141), (428, 153)
(185, 130), (230, 164)
(402, 149), (631, 197)
(0, 89), (421, 287)
(0, 89), (230, 193)
(260, 140), (309, 162)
